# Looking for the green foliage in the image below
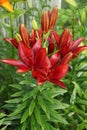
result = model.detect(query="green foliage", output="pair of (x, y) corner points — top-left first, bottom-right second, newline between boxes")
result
(0, 80), (69, 129)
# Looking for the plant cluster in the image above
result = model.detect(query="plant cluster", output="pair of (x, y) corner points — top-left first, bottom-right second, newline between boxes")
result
(0, 0), (87, 130)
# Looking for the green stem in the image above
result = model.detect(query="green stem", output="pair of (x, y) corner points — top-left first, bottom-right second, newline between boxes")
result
(10, 15), (14, 58)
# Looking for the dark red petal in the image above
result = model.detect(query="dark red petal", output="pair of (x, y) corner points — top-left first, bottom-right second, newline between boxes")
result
(17, 66), (30, 73)
(49, 79), (66, 88)
(18, 42), (34, 67)
(50, 52), (60, 66)
(30, 29), (36, 47)
(51, 30), (60, 45)
(72, 46), (87, 57)
(0, 59), (27, 67)
(49, 64), (69, 80)
(20, 24), (30, 46)
(60, 52), (73, 64)
(48, 42), (55, 54)
(71, 37), (85, 50)
(32, 38), (42, 54)
(35, 48), (51, 69)
(4, 38), (19, 48)
(32, 70), (47, 85)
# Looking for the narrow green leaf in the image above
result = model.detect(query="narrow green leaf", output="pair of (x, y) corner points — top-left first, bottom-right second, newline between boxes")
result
(9, 101), (28, 116)
(31, 115), (36, 130)
(49, 109), (68, 124)
(0, 113), (7, 119)
(5, 98), (22, 104)
(23, 92), (30, 102)
(11, 91), (23, 97)
(21, 108), (29, 123)
(1, 126), (8, 130)
(38, 96), (50, 119)
(9, 84), (22, 90)
(72, 81), (82, 97)
(29, 100), (35, 116)
(65, 0), (77, 7)
(52, 87), (67, 97)
(21, 122), (27, 130)
(76, 98), (87, 105)
(34, 106), (41, 125)
(70, 87), (77, 104)
(0, 118), (5, 125)
(48, 100), (69, 110)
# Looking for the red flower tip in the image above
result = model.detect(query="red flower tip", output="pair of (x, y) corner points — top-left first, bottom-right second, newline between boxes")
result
(59, 28), (72, 48)
(3, 38), (19, 48)
(19, 24), (30, 46)
(41, 10), (49, 33)
(49, 6), (58, 30)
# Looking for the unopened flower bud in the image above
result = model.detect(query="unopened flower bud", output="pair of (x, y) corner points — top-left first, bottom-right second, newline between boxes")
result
(32, 19), (38, 30)
(41, 10), (49, 33)
(81, 9), (86, 23)
(49, 6), (58, 30)
(20, 24), (30, 46)
(15, 33), (22, 43)
(59, 29), (72, 48)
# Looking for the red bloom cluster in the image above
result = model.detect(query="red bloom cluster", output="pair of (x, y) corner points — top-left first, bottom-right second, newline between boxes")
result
(0, 6), (87, 88)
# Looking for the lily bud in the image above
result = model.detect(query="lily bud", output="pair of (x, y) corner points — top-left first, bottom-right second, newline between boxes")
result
(32, 19), (38, 30)
(49, 6), (58, 30)
(15, 33), (22, 43)
(41, 10), (49, 33)
(20, 24), (30, 46)
(59, 29), (72, 48)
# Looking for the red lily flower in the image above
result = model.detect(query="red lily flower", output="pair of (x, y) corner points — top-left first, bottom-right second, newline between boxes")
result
(3, 24), (37, 49)
(32, 52), (73, 88)
(52, 28), (87, 58)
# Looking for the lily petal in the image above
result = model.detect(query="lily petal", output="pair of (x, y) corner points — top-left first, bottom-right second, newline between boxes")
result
(49, 79), (66, 88)
(18, 42), (34, 67)
(4, 38), (19, 48)
(49, 64), (69, 80)
(50, 52), (60, 67)
(72, 46), (87, 57)
(60, 52), (73, 64)
(32, 38), (42, 54)
(34, 48), (51, 69)
(0, 59), (26, 67)
(51, 30), (60, 45)
(71, 37), (85, 50)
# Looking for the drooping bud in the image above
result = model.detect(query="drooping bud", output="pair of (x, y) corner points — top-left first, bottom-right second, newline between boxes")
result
(49, 6), (58, 30)
(41, 10), (49, 33)
(15, 33), (22, 43)
(20, 24), (30, 46)
(32, 19), (38, 30)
